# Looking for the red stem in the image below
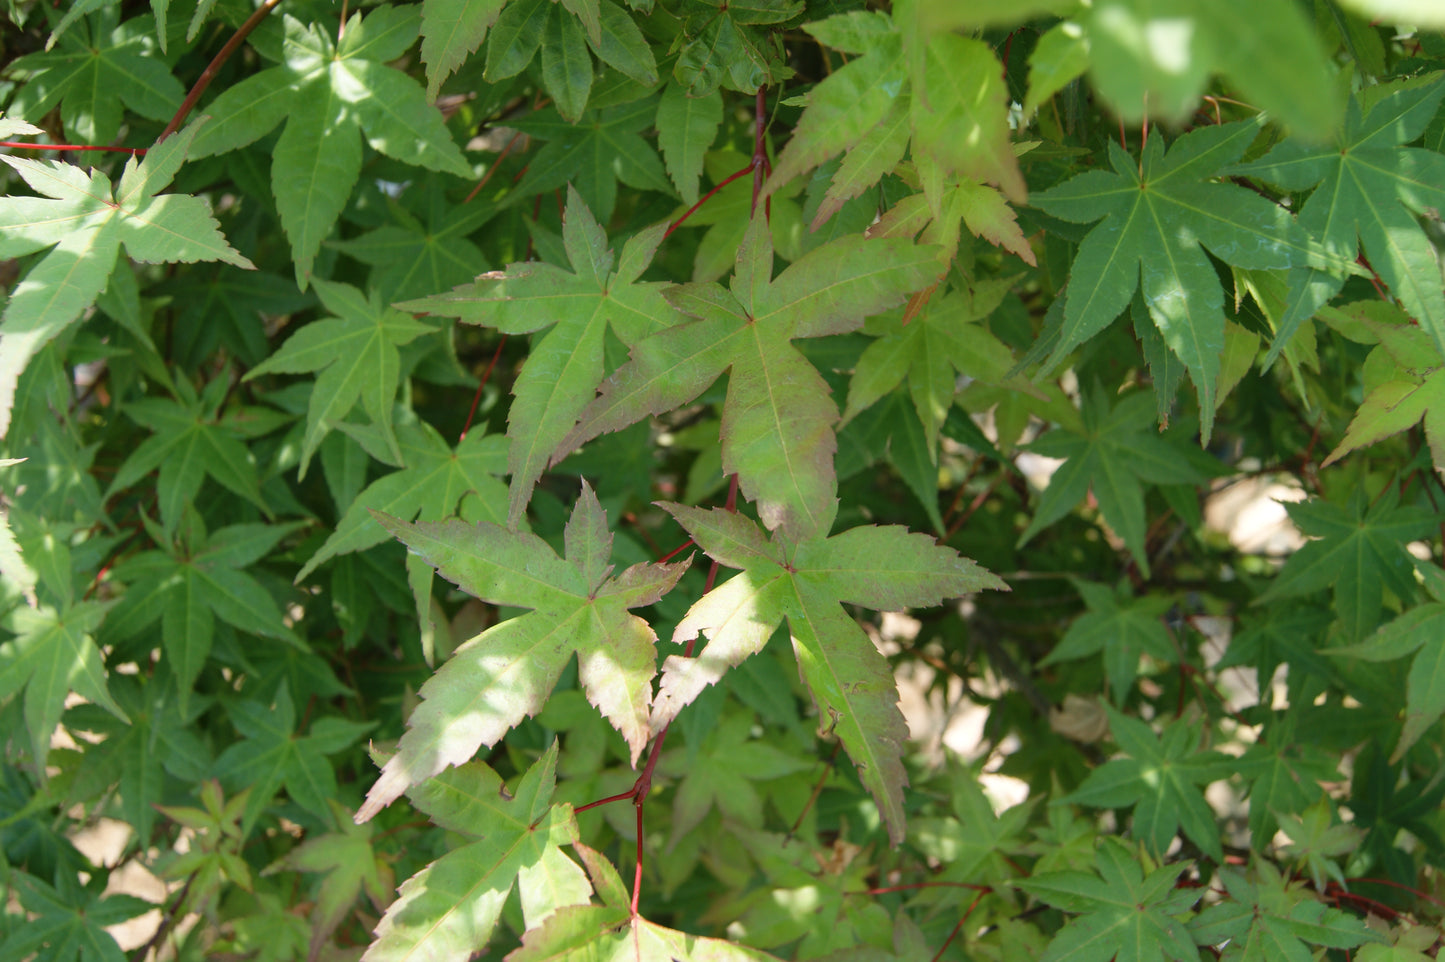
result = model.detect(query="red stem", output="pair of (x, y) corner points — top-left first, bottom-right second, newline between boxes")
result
(463, 130), (523, 205)
(459, 335), (507, 442)
(159, 0), (284, 143)
(931, 889), (988, 962)
(664, 162), (755, 239)
(0, 141), (145, 154)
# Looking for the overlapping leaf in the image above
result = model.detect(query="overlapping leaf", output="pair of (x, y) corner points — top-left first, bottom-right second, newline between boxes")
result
(401, 188), (684, 526)
(188, 7), (470, 285)
(1019, 389), (1217, 576)
(1189, 861), (1377, 962)
(0, 870), (151, 962)
(297, 417), (509, 583)
(0, 121), (251, 439)
(1032, 118), (1351, 441)
(7, 11), (183, 144)
(1062, 709), (1230, 861)
(507, 99), (674, 221)
(1016, 837), (1203, 962)
(246, 281), (436, 478)
(366, 743), (589, 962)
(0, 600), (126, 773)
(1042, 580), (1176, 701)
(1255, 487), (1435, 642)
(1231, 77), (1445, 361)
(673, 0), (800, 96)
(651, 503), (1005, 843)
(766, 6), (1025, 233)
(562, 214), (940, 540)
(213, 683), (374, 836)
(103, 521), (300, 707)
(356, 482), (689, 822)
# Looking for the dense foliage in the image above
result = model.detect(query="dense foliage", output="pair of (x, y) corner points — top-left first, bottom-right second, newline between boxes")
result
(4, 0), (1445, 959)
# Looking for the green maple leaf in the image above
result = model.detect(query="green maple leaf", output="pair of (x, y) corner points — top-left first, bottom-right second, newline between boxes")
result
(656, 711), (812, 842)
(765, 7), (1025, 226)
(1233, 713), (1339, 846)
(1062, 708), (1230, 861)
(1032, 118), (1351, 442)
(365, 742), (592, 962)
(0, 458), (38, 606)
(7, 11), (184, 144)
(267, 797), (393, 961)
(213, 683), (374, 836)
(356, 482), (689, 821)
(656, 80), (724, 205)
(1016, 837), (1203, 962)
(160, 266), (311, 368)
(245, 280), (435, 478)
(673, 0), (801, 96)
(564, 214), (940, 540)
(910, 767), (1033, 890)
(102, 521), (301, 707)
(107, 372), (270, 535)
(507, 98), (674, 221)
(63, 675), (209, 842)
(843, 278), (1021, 456)
(0, 870), (151, 962)
(297, 417), (510, 583)
(1255, 486), (1435, 642)
(1042, 580), (1177, 701)
(188, 6), (470, 285)
(1331, 564), (1445, 760)
(1275, 798), (1363, 893)
(651, 502), (1005, 844)
(330, 186), (498, 302)
(1322, 312), (1445, 470)
(1018, 389), (1217, 577)
(1231, 77), (1445, 361)
(430, 0), (655, 118)
(1189, 861), (1378, 962)
(400, 188), (684, 526)
(0, 121), (252, 439)
(0, 600), (127, 774)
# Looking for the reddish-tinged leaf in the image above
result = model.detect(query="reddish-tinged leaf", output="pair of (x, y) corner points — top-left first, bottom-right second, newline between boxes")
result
(357, 482), (688, 822)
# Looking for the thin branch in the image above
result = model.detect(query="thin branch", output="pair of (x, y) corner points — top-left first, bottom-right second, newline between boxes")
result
(159, 0), (284, 143)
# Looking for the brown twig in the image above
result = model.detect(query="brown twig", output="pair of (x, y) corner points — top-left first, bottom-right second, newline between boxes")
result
(158, 0), (284, 143)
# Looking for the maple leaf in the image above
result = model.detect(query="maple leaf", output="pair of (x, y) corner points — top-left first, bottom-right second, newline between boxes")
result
(0, 120), (252, 439)
(63, 674), (209, 843)
(1042, 580), (1177, 701)
(296, 416), (510, 583)
(867, 164), (1037, 269)
(420, 0), (508, 99)
(1231, 77), (1445, 361)
(1321, 308), (1445, 469)
(657, 80), (724, 205)
(1275, 798), (1363, 893)
(364, 742), (592, 962)
(673, 0), (801, 97)
(0, 458), (37, 607)
(0, 870), (151, 962)
(188, 7), (470, 285)
(102, 520), (301, 708)
(160, 266), (311, 368)
(0, 599), (127, 774)
(245, 281), (436, 478)
(1062, 708), (1231, 861)
(764, 7), (1026, 230)
(1015, 837), (1203, 962)
(400, 188), (684, 526)
(651, 502), (1005, 844)
(842, 277), (1022, 456)
(7, 11), (184, 144)
(1031, 118), (1355, 441)
(1018, 389), (1219, 577)
(562, 214), (940, 540)
(655, 711), (812, 842)
(106, 372), (271, 535)
(507, 98), (674, 221)
(267, 797), (394, 962)
(1232, 714), (1340, 846)
(1331, 562), (1445, 761)
(330, 185), (497, 302)
(356, 482), (689, 822)
(213, 683), (374, 836)
(1255, 486), (1435, 642)
(1189, 861), (1378, 962)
